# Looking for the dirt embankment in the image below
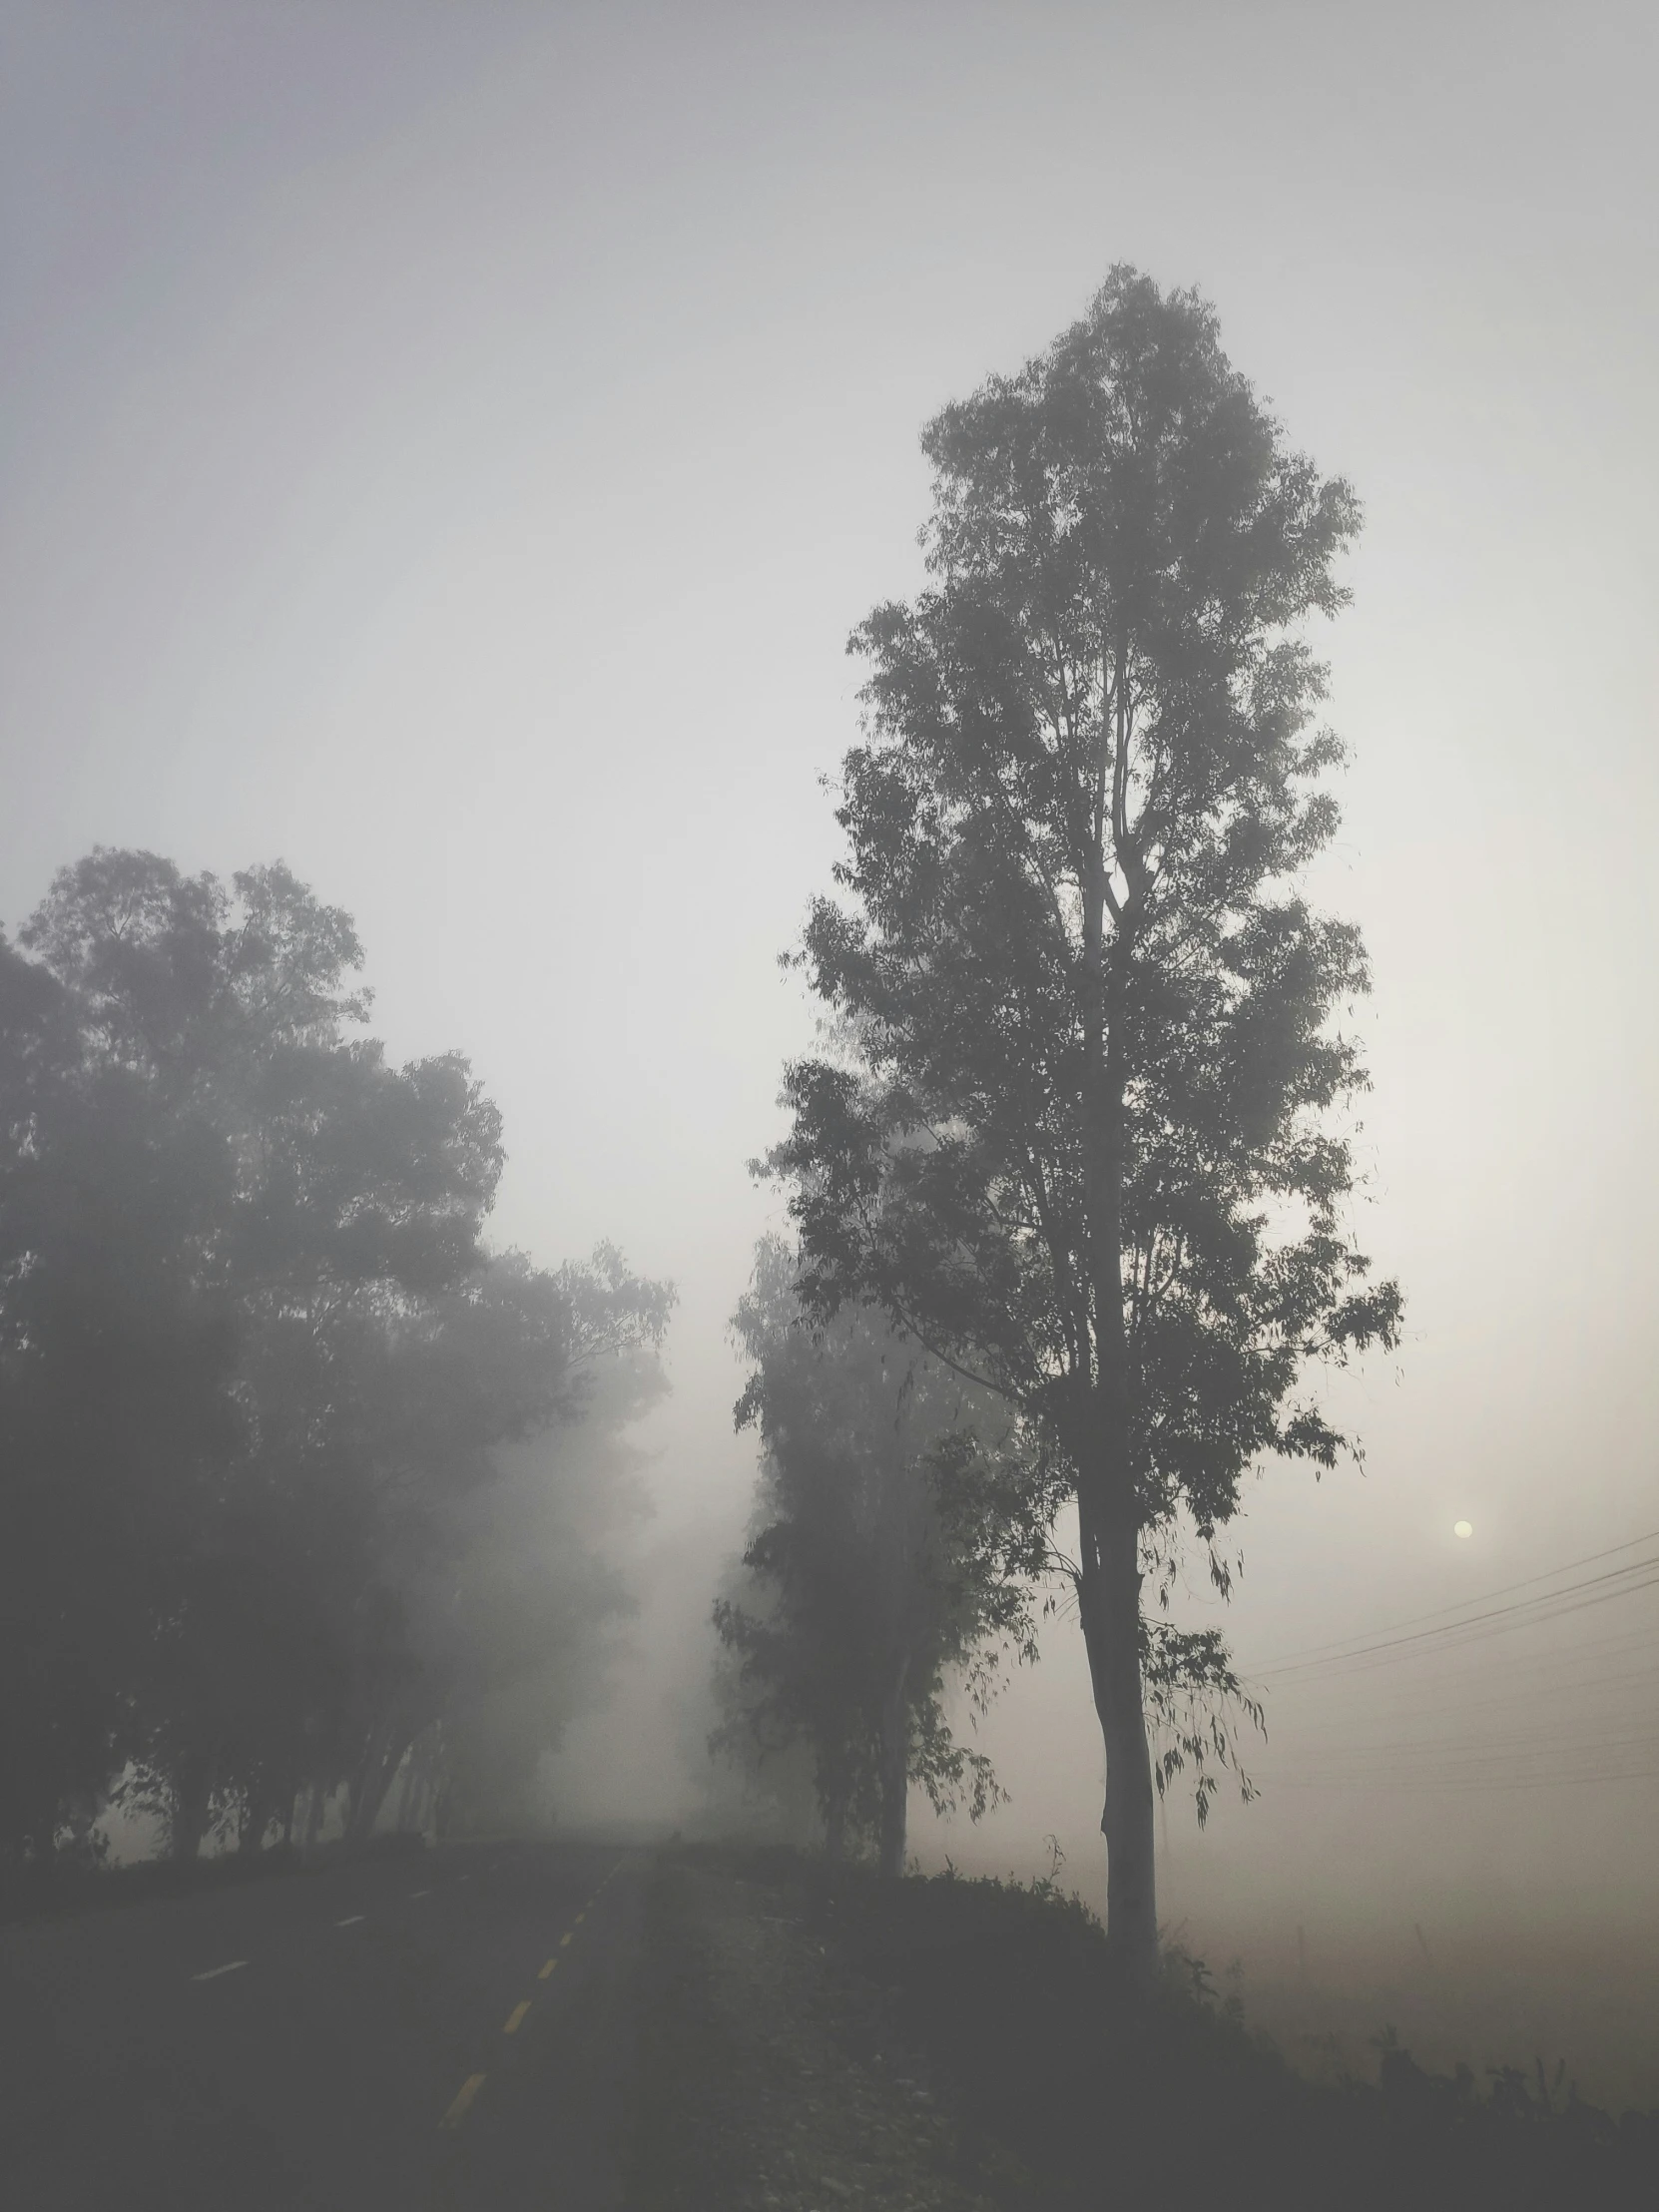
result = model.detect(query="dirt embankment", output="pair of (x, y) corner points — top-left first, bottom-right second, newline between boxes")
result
(629, 1851), (994, 2211)
(630, 1846), (1659, 2212)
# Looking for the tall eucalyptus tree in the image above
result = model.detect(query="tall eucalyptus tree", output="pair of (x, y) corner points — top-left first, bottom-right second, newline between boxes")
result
(769, 270), (1401, 1980)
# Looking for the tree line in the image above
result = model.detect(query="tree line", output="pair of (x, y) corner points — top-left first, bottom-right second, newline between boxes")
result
(716, 268), (1400, 1980)
(0, 848), (670, 1869)
(6, 267), (1403, 1978)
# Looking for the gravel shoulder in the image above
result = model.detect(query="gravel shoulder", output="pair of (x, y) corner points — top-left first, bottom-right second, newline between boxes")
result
(629, 1850), (998, 2212)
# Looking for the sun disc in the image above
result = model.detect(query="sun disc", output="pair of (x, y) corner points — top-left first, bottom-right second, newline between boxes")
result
(1453, 1519), (1473, 1539)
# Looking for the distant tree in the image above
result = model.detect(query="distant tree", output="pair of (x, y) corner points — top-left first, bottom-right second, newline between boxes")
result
(716, 1237), (1038, 1875)
(0, 847), (672, 1868)
(767, 271), (1401, 1978)
(700, 1559), (824, 1847)
(438, 1335), (669, 1836)
(335, 1253), (672, 1845)
(10, 848), (511, 1859)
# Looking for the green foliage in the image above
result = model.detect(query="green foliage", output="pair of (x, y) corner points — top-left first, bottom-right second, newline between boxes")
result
(714, 1237), (1039, 1864)
(764, 270), (1402, 1884)
(0, 845), (672, 1868)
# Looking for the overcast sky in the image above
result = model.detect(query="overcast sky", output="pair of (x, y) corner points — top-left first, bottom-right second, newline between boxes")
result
(5, 0), (1656, 1944)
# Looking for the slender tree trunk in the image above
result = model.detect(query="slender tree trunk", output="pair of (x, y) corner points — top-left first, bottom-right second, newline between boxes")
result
(1076, 735), (1159, 1987)
(1077, 1478), (1158, 1987)
(876, 1655), (911, 1879)
(170, 1758), (212, 1864)
(399, 1726), (439, 1834)
(823, 1783), (848, 1864)
(394, 1751), (418, 1835)
(343, 1730), (380, 1846)
(238, 1787), (274, 1856)
(347, 1730), (410, 1848)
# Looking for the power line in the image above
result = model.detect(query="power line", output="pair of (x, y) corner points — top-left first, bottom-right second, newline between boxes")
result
(1241, 1526), (1659, 1672)
(1269, 1725), (1659, 1767)
(1244, 1540), (1659, 1680)
(1269, 1568), (1659, 1681)
(1262, 1620), (1659, 1721)
(1259, 1766), (1659, 1793)
(1271, 1648), (1659, 1714)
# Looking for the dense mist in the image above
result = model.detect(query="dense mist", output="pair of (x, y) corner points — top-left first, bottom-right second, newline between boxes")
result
(4, 0), (1657, 2185)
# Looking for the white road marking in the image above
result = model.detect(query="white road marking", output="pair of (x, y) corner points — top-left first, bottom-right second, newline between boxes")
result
(334, 1914), (365, 1927)
(408, 1889), (431, 1900)
(191, 1960), (248, 1981)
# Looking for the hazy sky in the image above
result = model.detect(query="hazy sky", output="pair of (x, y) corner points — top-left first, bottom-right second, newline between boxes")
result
(5, 0), (1656, 1939)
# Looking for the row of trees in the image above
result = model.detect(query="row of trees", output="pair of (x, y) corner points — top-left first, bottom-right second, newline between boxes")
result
(720, 269), (1401, 1981)
(0, 848), (670, 1868)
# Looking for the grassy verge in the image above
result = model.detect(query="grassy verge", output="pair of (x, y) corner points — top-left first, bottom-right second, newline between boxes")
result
(633, 1846), (1659, 2211)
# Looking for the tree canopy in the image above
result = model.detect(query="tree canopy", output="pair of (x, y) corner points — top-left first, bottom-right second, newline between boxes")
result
(716, 1236), (1038, 1874)
(0, 847), (672, 1870)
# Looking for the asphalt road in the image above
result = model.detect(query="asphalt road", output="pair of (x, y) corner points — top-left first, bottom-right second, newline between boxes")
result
(0, 1840), (646, 2211)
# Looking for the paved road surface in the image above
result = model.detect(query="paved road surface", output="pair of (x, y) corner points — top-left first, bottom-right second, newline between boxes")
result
(0, 1841), (645, 2211)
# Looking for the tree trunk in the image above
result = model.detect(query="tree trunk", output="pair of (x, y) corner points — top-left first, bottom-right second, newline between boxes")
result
(394, 1751), (418, 1835)
(876, 1655), (911, 1879)
(238, 1787), (274, 1856)
(823, 1783), (848, 1864)
(1077, 1485), (1158, 1987)
(170, 1759), (212, 1864)
(301, 1780), (325, 1855)
(398, 1727), (439, 1834)
(1077, 771), (1157, 1986)
(346, 1729), (410, 1848)
(343, 1731), (380, 1846)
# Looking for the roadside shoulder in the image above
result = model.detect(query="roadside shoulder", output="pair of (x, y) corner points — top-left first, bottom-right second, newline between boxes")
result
(631, 1849), (997, 2211)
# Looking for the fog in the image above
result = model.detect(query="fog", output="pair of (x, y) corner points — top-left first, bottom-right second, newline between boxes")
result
(5, 0), (1657, 2108)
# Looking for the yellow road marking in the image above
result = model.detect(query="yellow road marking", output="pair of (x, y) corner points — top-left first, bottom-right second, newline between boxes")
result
(574, 1911), (585, 1926)
(559, 1931), (572, 1948)
(538, 1957), (557, 1979)
(440, 2073), (485, 2129)
(503, 1999), (531, 2034)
